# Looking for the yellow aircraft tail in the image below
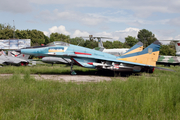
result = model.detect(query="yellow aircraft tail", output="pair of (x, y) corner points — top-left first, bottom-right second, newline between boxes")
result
(118, 40), (161, 66)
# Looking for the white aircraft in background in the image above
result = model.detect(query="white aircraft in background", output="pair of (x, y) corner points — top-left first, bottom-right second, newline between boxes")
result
(171, 40), (180, 56)
(88, 35), (129, 56)
(160, 40), (180, 56)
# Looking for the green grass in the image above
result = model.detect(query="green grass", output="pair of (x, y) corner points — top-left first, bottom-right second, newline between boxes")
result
(0, 64), (97, 75)
(0, 65), (180, 119)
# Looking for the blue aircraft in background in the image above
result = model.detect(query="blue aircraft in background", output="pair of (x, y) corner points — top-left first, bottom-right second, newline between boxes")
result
(17, 40), (161, 75)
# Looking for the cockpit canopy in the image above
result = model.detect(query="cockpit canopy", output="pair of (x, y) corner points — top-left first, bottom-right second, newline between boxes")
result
(47, 41), (69, 46)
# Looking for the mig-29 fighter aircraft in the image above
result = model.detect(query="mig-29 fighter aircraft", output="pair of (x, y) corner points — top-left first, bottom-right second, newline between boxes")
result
(16, 40), (161, 75)
(41, 36), (131, 65)
(41, 41), (143, 65)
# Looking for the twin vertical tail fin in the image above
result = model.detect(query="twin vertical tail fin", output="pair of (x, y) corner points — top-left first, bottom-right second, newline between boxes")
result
(121, 41), (143, 56)
(16, 54), (30, 60)
(118, 40), (161, 66)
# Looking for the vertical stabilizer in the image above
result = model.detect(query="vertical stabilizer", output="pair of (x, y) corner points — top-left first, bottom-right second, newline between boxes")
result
(118, 40), (161, 66)
(121, 41), (143, 56)
(98, 38), (104, 48)
(17, 54), (30, 60)
(174, 41), (180, 56)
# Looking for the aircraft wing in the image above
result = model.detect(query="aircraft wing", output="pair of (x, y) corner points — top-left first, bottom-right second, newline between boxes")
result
(47, 40), (160, 72)
(155, 66), (176, 72)
(48, 52), (149, 67)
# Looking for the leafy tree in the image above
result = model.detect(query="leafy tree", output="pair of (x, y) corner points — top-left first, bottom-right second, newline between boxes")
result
(0, 24), (5, 30)
(125, 36), (138, 47)
(0, 29), (14, 39)
(137, 29), (157, 47)
(160, 45), (176, 56)
(112, 41), (123, 48)
(15, 30), (29, 39)
(44, 35), (50, 45)
(50, 33), (70, 43)
(0, 23), (14, 39)
(83, 40), (98, 49)
(25, 30), (45, 46)
(70, 37), (85, 46)
(103, 41), (113, 49)
(0, 23), (13, 30)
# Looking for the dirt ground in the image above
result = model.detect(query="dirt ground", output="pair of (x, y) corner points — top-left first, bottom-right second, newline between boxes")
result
(0, 74), (112, 82)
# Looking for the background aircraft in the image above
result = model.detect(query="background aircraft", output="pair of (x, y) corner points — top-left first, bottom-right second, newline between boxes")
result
(157, 55), (180, 67)
(156, 40), (180, 66)
(18, 40), (160, 75)
(85, 35), (129, 56)
(0, 50), (29, 66)
(160, 40), (180, 56)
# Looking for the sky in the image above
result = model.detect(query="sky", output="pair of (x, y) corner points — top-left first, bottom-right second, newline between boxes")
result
(1, 0), (180, 43)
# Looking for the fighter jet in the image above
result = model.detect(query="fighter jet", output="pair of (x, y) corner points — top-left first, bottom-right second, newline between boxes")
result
(41, 36), (141, 65)
(17, 40), (161, 75)
(0, 51), (29, 66)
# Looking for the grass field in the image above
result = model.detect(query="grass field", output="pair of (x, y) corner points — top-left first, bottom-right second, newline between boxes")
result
(0, 64), (180, 119)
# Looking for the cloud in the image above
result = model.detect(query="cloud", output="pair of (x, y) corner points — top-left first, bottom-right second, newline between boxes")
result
(114, 28), (140, 42)
(43, 31), (49, 36)
(168, 17), (180, 26)
(0, 0), (32, 13)
(174, 34), (180, 40)
(29, 0), (180, 18)
(91, 27), (140, 42)
(37, 9), (106, 26)
(43, 25), (70, 36)
(44, 25), (140, 42)
(36, 9), (165, 28)
(74, 27), (140, 42)
(72, 30), (90, 38)
(44, 25), (180, 44)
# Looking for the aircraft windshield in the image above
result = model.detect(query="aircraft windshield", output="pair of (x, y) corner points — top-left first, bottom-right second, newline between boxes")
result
(46, 42), (55, 46)
(47, 41), (69, 46)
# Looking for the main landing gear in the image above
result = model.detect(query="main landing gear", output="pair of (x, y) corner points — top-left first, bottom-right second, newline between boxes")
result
(71, 60), (76, 75)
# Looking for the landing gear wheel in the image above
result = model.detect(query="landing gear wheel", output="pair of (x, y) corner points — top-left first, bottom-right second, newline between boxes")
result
(147, 67), (154, 73)
(21, 62), (24, 66)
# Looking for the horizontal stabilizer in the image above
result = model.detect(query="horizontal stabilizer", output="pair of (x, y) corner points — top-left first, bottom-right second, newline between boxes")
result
(155, 67), (176, 72)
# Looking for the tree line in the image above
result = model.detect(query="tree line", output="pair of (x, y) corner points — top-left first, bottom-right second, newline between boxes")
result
(0, 23), (176, 56)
